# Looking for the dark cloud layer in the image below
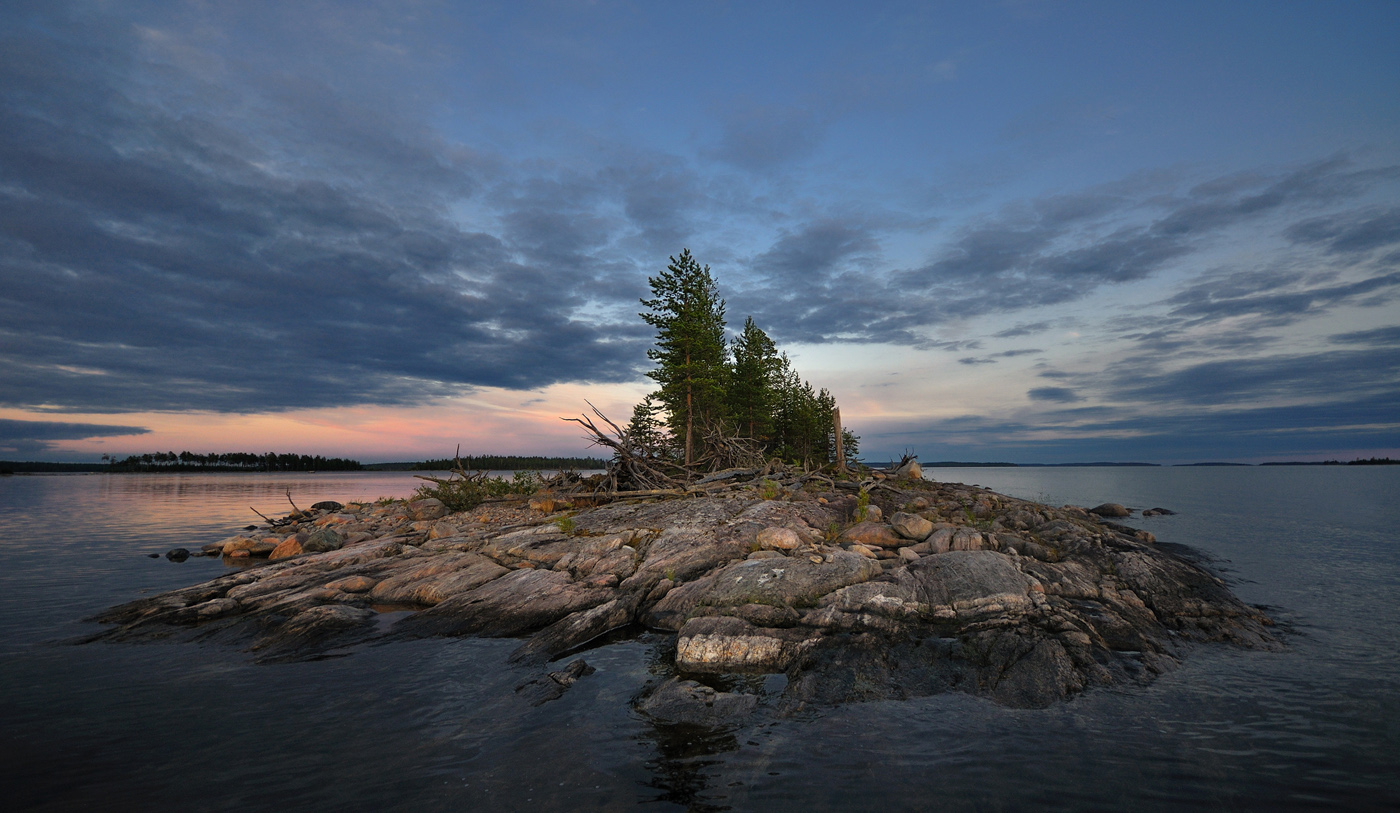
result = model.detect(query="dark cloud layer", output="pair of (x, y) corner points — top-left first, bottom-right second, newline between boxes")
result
(0, 418), (148, 457)
(0, 7), (652, 413)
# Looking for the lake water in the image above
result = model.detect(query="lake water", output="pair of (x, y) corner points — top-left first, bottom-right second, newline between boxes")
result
(1, 467), (1397, 811)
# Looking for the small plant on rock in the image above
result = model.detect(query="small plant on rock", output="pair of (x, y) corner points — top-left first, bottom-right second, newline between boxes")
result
(854, 489), (871, 522)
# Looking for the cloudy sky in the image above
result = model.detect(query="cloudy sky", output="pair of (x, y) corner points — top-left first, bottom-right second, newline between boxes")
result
(2, 1), (1398, 464)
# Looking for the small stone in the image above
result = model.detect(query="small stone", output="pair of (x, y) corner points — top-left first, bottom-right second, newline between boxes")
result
(907, 497), (929, 510)
(809, 554), (824, 564)
(146, 553), (160, 558)
(849, 543), (878, 559)
(897, 547), (920, 562)
(756, 526), (801, 551)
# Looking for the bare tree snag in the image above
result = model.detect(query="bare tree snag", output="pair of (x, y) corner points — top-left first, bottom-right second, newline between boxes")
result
(833, 406), (847, 474)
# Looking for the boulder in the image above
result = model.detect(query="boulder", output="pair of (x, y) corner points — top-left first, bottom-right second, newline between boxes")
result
(408, 498), (448, 521)
(756, 526), (801, 551)
(221, 537), (278, 557)
(1089, 503), (1131, 518)
(165, 548), (190, 562)
(895, 460), (923, 481)
(269, 538), (303, 560)
(838, 522), (903, 549)
(890, 512), (934, 541)
(310, 501), (344, 512)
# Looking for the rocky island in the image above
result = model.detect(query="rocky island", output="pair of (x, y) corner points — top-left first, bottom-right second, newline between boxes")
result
(88, 470), (1278, 721)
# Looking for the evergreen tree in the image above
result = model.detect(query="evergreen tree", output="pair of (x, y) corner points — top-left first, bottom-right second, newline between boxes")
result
(640, 249), (729, 466)
(727, 316), (780, 443)
(624, 393), (668, 459)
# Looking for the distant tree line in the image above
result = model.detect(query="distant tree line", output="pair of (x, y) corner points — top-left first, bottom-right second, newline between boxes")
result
(414, 455), (609, 471)
(1260, 457), (1397, 466)
(627, 249), (858, 469)
(106, 451), (362, 472)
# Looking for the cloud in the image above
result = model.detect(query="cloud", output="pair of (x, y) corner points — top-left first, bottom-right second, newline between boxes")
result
(1329, 326), (1400, 346)
(993, 321), (1053, 338)
(959, 357), (996, 365)
(0, 418), (149, 457)
(0, 8), (655, 414)
(738, 157), (1399, 347)
(703, 103), (824, 173)
(1027, 387), (1082, 402)
(1286, 206), (1400, 255)
(752, 220), (878, 284)
(1107, 347), (1400, 407)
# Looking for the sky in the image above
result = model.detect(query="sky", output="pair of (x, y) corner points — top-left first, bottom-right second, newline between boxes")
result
(1, 0), (1398, 465)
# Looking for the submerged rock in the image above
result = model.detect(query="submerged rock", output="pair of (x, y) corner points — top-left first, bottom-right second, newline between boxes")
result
(89, 479), (1277, 712)
(638, 678), (758, 726)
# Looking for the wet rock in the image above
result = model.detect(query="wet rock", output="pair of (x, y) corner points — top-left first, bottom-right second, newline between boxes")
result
(676, 616), (817, 672)
(146, 553), (160, 558)
(165, 548), (190, 562)
(1089, 503), (1131, 518)
(1141, 507), (1176, 517)
(509, 597), (635, 664)
(250, 605), (375, 662)
(310, 501), (344, 512)
(515, 658), (596, 706)
(638, 678), (757, 726)
(890, 512), (933, 541)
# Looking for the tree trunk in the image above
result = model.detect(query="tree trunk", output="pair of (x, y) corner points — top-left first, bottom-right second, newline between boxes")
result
(833, 406), (846, 473)
(684, 352), (693, 466)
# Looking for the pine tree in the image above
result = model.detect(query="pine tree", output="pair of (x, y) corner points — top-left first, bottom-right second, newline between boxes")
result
(727, 316), (780, 443)
(640, 249), (729, 466)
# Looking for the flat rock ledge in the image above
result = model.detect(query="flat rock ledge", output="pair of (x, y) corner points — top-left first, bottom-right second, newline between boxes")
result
(86, 481), (1278, 711)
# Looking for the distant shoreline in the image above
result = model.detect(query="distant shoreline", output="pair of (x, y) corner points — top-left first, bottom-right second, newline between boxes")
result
(3, 457), (1394, 475)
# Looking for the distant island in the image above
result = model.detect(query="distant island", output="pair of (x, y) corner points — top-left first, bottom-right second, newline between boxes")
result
(0, 452), (610, 475)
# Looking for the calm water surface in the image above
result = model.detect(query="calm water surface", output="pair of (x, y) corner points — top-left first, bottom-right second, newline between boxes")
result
(0, 468), (1397, 811)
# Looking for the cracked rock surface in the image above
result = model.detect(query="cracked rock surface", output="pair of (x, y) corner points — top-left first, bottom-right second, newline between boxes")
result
(87, 481), (1278, 710)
